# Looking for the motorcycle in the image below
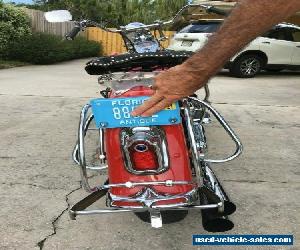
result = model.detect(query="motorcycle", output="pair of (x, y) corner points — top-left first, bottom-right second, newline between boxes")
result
(45, 4), (241, 231)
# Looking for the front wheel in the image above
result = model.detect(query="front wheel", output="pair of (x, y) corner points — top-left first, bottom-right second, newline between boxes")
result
(230, 54), (263, 78)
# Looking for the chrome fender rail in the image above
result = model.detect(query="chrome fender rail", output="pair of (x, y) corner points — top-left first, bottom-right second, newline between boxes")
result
(76, 104), (107, 192)
(186, 97), (243, 164)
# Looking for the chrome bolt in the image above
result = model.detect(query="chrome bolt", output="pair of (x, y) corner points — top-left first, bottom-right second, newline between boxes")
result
(125, 181), (133, 188)
(165, 180), (173, 187)
(99, 122), (108, 128)
(169, 118), (178, 124)
(99, 154), (106, 160)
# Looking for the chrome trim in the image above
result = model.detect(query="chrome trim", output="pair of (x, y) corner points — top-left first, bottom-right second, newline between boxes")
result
(182, 99), (204, 187)
(134, 143), (149, 152)
(98, 180), (193, 189)
(77, 104), (108, 192)
(72, 113), (108, 170)
(150, 210), (162, 228)
(72, 113), (94, 165)
(78, 104), (95, 192)
(98, 127), (106, 164)
(109, 187), (198, 208)
(202, 163), (236, 215)
(121, 126), (169, 175)
(101, 72), (158, 94)
(70, 203), (221, 216)
(188, 97), (243, 163)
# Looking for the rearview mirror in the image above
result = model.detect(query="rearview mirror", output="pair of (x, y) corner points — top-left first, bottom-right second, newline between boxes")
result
(44, 10), (72, 23)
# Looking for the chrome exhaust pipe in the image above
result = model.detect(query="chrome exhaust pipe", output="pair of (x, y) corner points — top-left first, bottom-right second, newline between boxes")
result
(200, 192), (234, 232)
(203, 164), (236, 216)
(200, 163), (236, 232)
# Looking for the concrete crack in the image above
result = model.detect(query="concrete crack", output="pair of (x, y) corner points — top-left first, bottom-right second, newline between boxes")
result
(37, 184), (82, 250)
(0, 156), (16, 159)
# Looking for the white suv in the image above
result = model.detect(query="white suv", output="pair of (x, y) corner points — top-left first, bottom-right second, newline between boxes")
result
(168, 20), (300, 77)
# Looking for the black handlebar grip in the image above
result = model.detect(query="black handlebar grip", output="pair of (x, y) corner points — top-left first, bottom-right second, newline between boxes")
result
(207, 6), (229, 17)
(65, 26), (81, 40)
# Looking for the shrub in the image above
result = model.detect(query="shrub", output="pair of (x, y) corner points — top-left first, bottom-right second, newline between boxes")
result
(0, 3), (31, 58)
(8, 32), (102, 64)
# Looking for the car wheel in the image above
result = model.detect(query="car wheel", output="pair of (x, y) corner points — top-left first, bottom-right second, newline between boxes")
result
(230, 54), (263, 78)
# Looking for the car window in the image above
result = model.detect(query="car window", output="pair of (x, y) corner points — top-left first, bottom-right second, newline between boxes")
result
(291, 30), (300, 42)
(178, 23), (221, 33)
(263, 29), (288, 41)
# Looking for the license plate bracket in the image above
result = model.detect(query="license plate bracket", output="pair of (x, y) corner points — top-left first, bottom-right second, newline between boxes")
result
(90, 96), (181, 128)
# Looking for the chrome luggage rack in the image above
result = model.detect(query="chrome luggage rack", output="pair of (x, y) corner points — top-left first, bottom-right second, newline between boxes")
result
(71, 73), (243, 229)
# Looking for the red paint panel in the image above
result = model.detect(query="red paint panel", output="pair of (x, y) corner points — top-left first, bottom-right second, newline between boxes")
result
(106, 86), (194, 203)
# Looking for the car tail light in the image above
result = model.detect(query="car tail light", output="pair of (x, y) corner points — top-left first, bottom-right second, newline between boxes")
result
(121, 127), (169, 175)
(130, 143), (159, 171)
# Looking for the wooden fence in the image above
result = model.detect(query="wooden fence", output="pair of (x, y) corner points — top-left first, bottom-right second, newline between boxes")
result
(24, 9), (175, 55)
(24, 8), (76, 37)
(86, 28), (175, 55)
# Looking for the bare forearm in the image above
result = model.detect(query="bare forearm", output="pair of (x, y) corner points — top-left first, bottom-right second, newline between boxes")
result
(183, 0), (300, 79)
(132, 0), (300, 116)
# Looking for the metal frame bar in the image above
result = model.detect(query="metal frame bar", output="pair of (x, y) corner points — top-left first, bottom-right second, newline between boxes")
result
(72, 108), (108, 171)
(99, 180), (193, 189)
(77, 104), (109, 192)
(70, 203), (221, 217)
(188, 97), (243, 163)
(69, 184), (222, 219)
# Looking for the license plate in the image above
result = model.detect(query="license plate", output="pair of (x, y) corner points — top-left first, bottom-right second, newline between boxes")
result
(90, 96), (181, 128)
(181, 40), (194, 47)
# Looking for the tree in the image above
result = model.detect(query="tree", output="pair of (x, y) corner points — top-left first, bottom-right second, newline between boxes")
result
(0, 3), (31, 58)
(32, 0), (188, 26)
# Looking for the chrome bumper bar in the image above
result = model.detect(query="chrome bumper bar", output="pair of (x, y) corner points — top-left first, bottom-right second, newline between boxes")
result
(70, 204), (221, 216)
(187, 97), (243, 163)
(69, 185), (222, 217)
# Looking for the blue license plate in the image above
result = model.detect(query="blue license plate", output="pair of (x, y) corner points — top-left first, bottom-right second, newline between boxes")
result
(90, 96), (181, 128)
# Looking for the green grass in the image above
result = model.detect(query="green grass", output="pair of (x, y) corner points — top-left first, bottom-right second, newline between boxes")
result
(0, 60), (30, 69)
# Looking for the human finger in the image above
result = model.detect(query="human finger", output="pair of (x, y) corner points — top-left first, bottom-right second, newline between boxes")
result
(140, 98), (175, 117)
(131, 93), (163, 117)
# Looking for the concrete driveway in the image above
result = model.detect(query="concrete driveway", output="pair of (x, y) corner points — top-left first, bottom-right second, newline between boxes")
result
(0, 59), (299, 250)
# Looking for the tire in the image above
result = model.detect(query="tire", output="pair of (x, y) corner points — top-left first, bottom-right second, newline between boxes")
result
(230, 54), (263, 78)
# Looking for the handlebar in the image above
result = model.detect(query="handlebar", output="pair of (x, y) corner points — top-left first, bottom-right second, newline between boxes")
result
(66, 25), (81, 40)
(206, 6), (229, 16)
(65, 4), (229, 40)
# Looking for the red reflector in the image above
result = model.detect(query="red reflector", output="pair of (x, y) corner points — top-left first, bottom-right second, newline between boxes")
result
(131, 150), (158, 171)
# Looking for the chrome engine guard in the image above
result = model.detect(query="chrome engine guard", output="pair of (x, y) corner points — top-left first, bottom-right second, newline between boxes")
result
(71, 89), (243, 229)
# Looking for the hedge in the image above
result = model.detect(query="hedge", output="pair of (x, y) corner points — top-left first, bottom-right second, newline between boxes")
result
(8, 32), (102, 64)
(0, 3), (31, 58)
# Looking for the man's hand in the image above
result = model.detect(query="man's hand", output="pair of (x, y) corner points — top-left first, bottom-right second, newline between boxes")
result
(131, 64), (209, 117)
(132, 0), (300, 117)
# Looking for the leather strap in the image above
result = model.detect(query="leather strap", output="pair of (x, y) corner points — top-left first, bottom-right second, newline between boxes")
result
(69, 188), (108, 219)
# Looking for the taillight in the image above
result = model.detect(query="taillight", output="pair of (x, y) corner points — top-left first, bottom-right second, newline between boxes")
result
(121, 127), (169, 175)
(130, 143), (158, 171)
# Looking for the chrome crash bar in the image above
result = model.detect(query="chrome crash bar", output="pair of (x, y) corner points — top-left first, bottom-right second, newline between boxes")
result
(76, 104), (108, 192)
(69, 185), (223, 226)
(187, 97), (243, 163)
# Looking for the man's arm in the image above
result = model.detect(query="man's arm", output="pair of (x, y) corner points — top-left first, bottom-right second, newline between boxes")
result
(132, 0), (300, 117)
